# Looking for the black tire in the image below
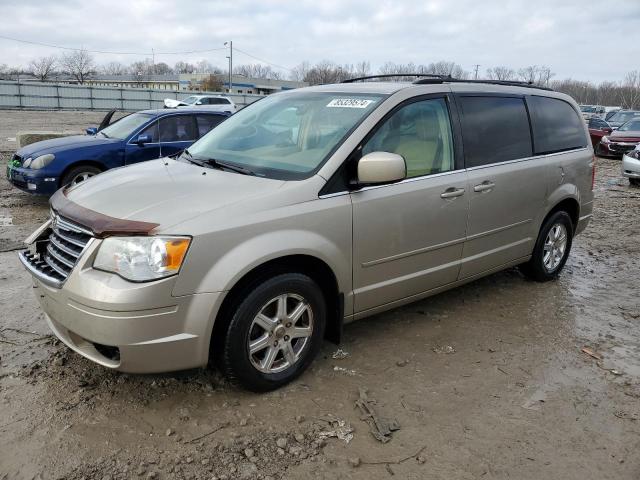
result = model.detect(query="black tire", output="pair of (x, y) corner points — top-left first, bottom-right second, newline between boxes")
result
(61, 164), (101, 188)
(520, 211), (573, 282)
(630, 178), (640, 187)
(220, 273), (326, 392)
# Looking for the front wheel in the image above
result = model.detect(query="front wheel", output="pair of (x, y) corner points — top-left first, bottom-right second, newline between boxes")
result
(220, 273), (326, 391)
(630, 178), (640, 187)
(520, 211), (573, 282)
(61, 164), (101, 188)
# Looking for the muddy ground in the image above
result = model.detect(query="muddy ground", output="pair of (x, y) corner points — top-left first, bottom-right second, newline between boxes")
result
(1, 110), (639, 479)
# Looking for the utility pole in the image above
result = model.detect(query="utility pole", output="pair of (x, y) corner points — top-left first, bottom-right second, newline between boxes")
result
(224, 41), (233, 92)
(151, 48), (155, 75)
(473, 64), (480, 80)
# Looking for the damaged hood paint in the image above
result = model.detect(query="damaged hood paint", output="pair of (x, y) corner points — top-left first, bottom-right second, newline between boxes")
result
(63, 158), (285, 232)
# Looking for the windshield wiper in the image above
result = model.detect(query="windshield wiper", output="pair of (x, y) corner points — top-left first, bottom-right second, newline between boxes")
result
(99, 131), (110, 138)
(180, 149), (208, 167)
(204, 158), (257, 176)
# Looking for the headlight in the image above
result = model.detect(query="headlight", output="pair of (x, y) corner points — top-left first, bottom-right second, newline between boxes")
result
(628, 149), (640, 159)
(601, 136), (610, 144)
(94, 236), (191, 282)
(22, 157), (33, 168)
(29, 154), (55, 170)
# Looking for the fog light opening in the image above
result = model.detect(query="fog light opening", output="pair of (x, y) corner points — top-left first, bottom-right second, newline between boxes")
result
(93, 343), (121, 362)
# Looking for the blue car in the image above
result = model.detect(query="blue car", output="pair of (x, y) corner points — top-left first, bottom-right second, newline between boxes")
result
(6, 108), (229, 195)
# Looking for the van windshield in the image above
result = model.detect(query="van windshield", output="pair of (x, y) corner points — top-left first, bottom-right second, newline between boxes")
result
(186, 91), (385, 179)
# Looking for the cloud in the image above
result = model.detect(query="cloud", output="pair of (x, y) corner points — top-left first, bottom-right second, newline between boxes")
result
(0, 0), (638, 83)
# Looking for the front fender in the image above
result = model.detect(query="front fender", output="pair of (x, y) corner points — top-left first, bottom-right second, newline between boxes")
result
(178, 229), (351, 297)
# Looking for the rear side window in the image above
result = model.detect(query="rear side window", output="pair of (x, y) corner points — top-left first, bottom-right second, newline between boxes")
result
(159, 115), (197, 142)
(528, 96), (587, 154)
(208, 97), (231, 105)
(459, 96), (532, 167)
(196, 115), (225, 138)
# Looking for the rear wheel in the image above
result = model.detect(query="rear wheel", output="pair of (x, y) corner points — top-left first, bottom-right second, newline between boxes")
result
(219, 273), (326, 391)
(630, 178), (640, 187)
(520, 211), (573, 282)
(61, 164), (101, 188)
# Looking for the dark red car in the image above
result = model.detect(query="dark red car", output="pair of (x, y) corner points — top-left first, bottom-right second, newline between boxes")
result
(587, 117), (612, 150)
(596, 118), (640, 158)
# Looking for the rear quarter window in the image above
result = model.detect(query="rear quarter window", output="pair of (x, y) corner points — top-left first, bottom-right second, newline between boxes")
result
(528, 96), (587, 154)
(458, 96), (533, 167)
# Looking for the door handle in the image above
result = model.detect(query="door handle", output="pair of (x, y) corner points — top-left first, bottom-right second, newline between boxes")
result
(440, 187), (466, 199)
(473, 181), (496, 193)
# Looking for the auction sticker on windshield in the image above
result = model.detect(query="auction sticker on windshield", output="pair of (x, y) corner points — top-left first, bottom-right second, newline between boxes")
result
(326, 98), (375, 108)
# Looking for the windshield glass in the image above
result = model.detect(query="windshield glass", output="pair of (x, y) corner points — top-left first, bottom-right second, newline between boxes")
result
(580, 106), (595, 113)
(100, 113), (153, 140)
(187, 91), (385, 179)
(182, 96), (199, 105)
(609, 111), (640, 123)
(618, 119), (640, 132)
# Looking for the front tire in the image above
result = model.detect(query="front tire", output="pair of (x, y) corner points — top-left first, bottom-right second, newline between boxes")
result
(220, 273), (326, 392)
(630, 178), (640, 187)
(61, 164), (101, 188)
(520, 211), (573, 282)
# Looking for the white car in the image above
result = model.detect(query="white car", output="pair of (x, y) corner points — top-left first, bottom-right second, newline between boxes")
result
(622, 145), (640, 187)
(164, 95), (236, 114)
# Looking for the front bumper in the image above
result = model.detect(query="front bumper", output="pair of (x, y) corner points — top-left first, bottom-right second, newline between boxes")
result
(622, 153), (640, 179)
(22, 237), (224, 373)
(6, 165), (59, 195)
(596, 141), (638, 158)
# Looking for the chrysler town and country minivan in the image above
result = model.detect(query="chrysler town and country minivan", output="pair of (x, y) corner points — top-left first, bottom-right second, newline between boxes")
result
(19, 78), (594, 391)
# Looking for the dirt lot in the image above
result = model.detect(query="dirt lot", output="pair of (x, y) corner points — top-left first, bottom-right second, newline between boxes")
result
(1, 110), (639, 480)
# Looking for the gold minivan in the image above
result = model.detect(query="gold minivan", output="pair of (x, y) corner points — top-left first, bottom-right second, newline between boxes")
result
(20, 77), (594, 390)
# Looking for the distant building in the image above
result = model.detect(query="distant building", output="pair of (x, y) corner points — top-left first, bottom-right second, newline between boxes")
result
(83, 73), (307, 95)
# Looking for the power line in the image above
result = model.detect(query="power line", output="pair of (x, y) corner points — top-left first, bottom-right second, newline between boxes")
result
(233, 47), (293, 72)
(0, 34), (228, 56)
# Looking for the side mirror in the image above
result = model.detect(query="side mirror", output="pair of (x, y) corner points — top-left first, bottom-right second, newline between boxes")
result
(357, 151), (406, 185)
(86, 127), (98, 135)
(603, 127), (613, 134)
(135, 134), (152, 145)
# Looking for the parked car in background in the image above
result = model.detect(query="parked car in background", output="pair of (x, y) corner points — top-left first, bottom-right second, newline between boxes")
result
(622, 145), (640, 186)
(604, 106), (621, 121)
(164, 95), (237, 114)
(19, 79), (594, 391)
(6, 109), (229, 195)
(596, 118), (640, 158)
(587, 117), (613, 150)
(580, 104), (605, 120)
(606, 110), (640, 129)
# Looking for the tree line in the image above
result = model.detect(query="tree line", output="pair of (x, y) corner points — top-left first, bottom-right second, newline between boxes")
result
(2, 50), (640, 109)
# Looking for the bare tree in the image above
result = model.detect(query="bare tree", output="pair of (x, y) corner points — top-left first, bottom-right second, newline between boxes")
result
(201, 74), (224, 92)
(289, 61), (310, 82)
(153, 62), (173, 75)
(28, 56), (57, 81)
(303, 61), (355, 85)
(60, 49), (95, 84)
(355, 61), (371, 77)
(486, 66), (515, 81)
(195, 60), (216, 74)
(620, 71), (640, 109)
(425, 61), (468, 79)
(234, 63), (282, 79)
(174, 61), (196, 74)
(101, 61), (127, 76)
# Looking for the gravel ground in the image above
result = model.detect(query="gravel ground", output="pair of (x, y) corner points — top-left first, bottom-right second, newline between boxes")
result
(1, 110), (639, 479)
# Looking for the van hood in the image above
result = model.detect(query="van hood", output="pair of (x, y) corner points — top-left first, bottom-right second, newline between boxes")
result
(64, 158), (285, 231)
(18, 135), (121, 158)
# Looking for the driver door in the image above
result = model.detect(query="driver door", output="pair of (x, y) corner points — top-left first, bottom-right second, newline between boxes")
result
(124, 120), (160, 165)
(351, 96), (469, 313)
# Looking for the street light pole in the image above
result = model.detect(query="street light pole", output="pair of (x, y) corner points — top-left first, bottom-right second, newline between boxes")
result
(224, 41), (233, 93)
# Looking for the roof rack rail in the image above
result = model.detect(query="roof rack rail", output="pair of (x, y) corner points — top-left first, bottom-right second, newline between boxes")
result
(342, 74), (451, 83)
(413, 78), (553, 91)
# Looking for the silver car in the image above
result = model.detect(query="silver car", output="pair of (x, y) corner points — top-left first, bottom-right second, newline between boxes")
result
(19, 78), (594, 391)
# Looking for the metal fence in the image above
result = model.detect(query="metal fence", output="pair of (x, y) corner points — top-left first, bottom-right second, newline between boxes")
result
(0, 80), (262, 111)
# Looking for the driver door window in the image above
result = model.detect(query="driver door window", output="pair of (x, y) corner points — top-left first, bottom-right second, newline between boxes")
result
(362, 98), (455, 178)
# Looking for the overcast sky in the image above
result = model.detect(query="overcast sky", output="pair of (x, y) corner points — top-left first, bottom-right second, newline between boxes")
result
(0, 0), (638, 83)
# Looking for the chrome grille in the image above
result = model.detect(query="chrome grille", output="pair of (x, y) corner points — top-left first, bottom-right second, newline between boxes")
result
(19, 213), (93, 288)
